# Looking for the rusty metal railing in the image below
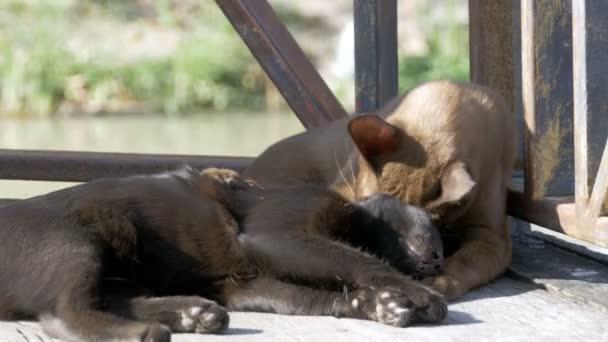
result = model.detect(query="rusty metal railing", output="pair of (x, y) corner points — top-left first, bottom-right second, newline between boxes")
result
(217, 0), (347, 129)
(0, 0), (336, 184)
(502, 0), (608, 247)
(0, 150), (251, 182)
(0, 0), (391, 184)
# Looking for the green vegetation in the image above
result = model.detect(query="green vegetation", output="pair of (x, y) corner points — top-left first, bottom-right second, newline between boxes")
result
(399, 30), (469, 92)
(0, 0), (468, 117)
(399, 1), (469, 92)
(0, 1), (265, 117)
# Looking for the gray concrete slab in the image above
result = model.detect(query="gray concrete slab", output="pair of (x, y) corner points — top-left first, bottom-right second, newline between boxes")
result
(511, 220), (608, 310)
(2, 276), (607, 342)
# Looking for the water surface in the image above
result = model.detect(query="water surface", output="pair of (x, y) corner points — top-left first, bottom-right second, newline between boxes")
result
(0, 112), (304, 198)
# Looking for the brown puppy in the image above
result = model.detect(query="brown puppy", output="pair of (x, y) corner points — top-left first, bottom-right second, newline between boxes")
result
(245, 80), (516, 300)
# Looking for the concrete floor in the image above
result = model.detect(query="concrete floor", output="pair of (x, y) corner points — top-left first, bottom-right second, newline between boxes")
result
(3, 220), (608, 342)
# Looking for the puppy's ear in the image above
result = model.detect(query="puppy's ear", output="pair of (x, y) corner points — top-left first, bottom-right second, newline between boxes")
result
(428, 162), (476, 208)
(347, 114), (401, 160)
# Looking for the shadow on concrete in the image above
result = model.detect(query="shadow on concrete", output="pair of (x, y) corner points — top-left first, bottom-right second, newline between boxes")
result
(445, 310), (483, 325)
(223, 327), (264, 335)
(454, 219), (608, 308)
(448, 275), (542, 305)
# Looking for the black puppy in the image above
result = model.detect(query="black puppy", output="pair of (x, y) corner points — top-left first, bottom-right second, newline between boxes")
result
(0, 167), (445, 342)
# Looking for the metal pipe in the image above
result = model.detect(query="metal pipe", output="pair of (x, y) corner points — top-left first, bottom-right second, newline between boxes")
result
(0, 149), (252, 182)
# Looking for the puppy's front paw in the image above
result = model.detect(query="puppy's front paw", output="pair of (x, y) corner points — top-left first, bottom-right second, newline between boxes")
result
(352, 285), (447, 327)
(371, 289), (413, 327)
(200, 168), (256, 191)
(178, 302), (229, 334)
(408, 284), (448, 323)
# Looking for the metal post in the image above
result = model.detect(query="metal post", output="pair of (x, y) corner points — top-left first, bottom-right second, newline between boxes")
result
(354, 0), (398, 113)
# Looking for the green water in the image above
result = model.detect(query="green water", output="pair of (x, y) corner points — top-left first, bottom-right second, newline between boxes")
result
(0, 112), (304, 198)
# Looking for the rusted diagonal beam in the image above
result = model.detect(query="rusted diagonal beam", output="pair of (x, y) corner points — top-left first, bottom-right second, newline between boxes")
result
(216, 0), (347, 129)
(0, 149), (252, 182)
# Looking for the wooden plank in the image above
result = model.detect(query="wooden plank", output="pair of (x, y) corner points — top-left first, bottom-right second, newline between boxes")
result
(354, 0), (398, 113)
(468, 0), (514, 111)
(0, 149), (252, 182)
(216, 0), (347, 129)
(572, 0), (589, 220)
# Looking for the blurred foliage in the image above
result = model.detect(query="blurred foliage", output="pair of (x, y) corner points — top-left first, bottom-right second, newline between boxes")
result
(0, 0), (469, 117)
(399, 0), (469, 92)
(0, 0), (265, 117)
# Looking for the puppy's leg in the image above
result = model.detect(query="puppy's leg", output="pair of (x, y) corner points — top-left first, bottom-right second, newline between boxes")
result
(426, 219), (511, 300)
(106, 296), (229, 334)
(239, 231), (446, 325)
(425, 179), (511, 300)
(223, 277), (360, 318)
(42, 250), (170, 342)
(224, 277), (440, 327)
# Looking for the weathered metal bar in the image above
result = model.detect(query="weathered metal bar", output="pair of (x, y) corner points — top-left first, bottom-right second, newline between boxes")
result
(354, 0), (398, 113)
(572, 0), (589, 220)
(508, 189), (608, 248)
(0, 149), (252, 182)
(0, 199), (15, 206)
(216, 0), (347, 129)
(520, 0), (535, 198)
(469, 0), (525, 171)
(526, 1), (574, 199)
(583, 0), (608, 217)
(509, 0), (525, 172)
(507, 190), (573, 233)
(468, 0), (514, 111)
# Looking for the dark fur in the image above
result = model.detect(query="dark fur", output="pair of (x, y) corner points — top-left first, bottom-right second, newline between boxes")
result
(0, 167), (446, 342)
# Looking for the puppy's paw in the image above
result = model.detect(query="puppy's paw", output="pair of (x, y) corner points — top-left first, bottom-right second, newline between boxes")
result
(409, 285), (448, 323)
(178, 303), (229, 334)
(200, 168), (256, 191)
(352, 285), (447, 327)
(371, 289), (413, 327)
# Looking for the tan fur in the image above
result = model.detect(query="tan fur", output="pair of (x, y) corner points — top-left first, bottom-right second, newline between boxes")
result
(245, 80), (516, 300)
